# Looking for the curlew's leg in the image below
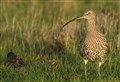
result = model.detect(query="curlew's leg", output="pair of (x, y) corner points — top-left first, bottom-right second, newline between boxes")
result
(97, 62), (103, 77)
(84, 59), (88, 80)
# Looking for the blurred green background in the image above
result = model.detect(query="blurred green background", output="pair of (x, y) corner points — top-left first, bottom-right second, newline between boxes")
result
(0, 0), (120, 82)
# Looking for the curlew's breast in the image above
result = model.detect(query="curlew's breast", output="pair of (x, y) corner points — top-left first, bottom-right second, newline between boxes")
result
(80, 34), (107, 61)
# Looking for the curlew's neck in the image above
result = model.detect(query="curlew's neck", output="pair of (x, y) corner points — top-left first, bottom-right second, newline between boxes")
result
(87, 18), (99, 35)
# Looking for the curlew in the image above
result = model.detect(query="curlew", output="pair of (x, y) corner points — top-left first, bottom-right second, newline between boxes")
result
(62, 10), (108, 79)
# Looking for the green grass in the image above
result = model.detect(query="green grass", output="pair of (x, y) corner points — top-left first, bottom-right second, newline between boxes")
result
(0, 0), (120, 82)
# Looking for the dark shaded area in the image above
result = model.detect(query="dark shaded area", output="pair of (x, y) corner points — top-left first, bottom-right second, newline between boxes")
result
(6, 52), (24, 67)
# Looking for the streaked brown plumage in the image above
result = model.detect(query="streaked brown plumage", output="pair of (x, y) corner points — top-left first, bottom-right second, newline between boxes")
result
(62, 10), (107, 80)
(78, 10), (107, 79)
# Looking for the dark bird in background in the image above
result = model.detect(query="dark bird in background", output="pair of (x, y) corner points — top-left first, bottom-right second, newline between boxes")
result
(7, 52), (24, 67)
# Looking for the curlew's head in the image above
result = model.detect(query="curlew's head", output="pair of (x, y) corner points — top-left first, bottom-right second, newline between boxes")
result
(61, 10), (96, 29)
(78, 10), (96, 20)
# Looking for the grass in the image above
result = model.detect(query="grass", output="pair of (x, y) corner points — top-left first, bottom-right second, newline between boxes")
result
(0, 0), (120, 82)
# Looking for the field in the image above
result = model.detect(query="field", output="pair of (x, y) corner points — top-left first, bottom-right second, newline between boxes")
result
(0, 0), (120, 82)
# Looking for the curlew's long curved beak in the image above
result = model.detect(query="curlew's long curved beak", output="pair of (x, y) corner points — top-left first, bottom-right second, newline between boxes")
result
(62, 16), (81, 27)
(77, 16), (84, 20)
(60, 15), (83, 31)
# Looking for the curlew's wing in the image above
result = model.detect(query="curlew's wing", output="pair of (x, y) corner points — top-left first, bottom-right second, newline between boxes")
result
(80, 38), (87, 57)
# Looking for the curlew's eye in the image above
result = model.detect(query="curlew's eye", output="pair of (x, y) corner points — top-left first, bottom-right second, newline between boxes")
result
(88, 12), (90, 14)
